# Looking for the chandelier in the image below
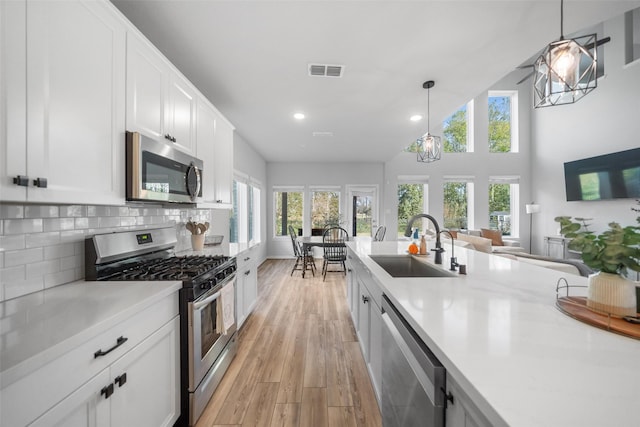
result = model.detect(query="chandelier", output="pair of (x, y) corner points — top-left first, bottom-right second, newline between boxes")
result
(533, 0), (597, 108)
(416, 80), (441, 163)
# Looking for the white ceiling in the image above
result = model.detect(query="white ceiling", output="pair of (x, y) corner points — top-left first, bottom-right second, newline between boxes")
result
(111, 0), (640, 163)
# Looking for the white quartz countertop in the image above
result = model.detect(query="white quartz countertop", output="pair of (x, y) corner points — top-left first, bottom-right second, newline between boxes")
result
(347, 240), (640, 427)
(0, 280), (181, 385)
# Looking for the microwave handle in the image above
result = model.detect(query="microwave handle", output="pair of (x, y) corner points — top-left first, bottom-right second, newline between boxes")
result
(186, 163), (201, 201)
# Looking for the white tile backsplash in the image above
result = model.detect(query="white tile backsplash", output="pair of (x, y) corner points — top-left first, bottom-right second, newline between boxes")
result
(25, 231), (61, 248)
(0, 235), (26, 252)
(0, 203), (226, 302)
(25, 205), (59, 218)
(3, 219), (43, 235)
(5, 248), (44, 267)
(0, 205), (24, 219)
(43, 217), (75, 232)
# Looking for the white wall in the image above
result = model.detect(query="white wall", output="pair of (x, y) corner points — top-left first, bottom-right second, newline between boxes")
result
(531, 13), (640, 254)
(233, 133), (268, 265)
(383, 71), (533, 244)
(266, 162), (384, 258)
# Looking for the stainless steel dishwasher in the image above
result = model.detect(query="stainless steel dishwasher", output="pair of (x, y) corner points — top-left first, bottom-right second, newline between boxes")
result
(381, 294), (447, 427)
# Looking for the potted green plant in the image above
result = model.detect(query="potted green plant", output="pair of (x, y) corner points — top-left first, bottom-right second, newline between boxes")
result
(555, 214), (640, 317)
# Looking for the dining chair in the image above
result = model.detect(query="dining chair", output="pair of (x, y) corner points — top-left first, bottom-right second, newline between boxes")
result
(322, 226), (348, 281)
(289, 225), (315, 277)
(373, 225), (386, 241)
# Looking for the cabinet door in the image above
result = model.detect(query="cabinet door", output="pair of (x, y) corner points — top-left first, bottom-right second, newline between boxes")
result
(369, 303), (382, 402)
(26, 0), (125, 205)
(0, 0), (27, 202)
(212, 115), (234, 205)
(166, 73), (197, 154)
(196, 97), (217, 202)
(110, 317), (180, 427)
(126, 33), (166, 141)
(28, 369), (111, 427)
(357, 277), (371, 361)
(243, 265), (258, 317)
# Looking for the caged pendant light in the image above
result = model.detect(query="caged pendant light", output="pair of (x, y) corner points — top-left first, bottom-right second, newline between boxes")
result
(416, 80), (441, 163)
(533, 0), (597, 108)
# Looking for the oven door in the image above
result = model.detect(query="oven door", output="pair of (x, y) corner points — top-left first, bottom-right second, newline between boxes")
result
(126, 131), (203, 203)
(188, 274), (237, 390)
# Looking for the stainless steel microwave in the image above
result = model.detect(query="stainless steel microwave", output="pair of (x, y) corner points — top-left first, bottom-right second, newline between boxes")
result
(126, 131), (203, 204)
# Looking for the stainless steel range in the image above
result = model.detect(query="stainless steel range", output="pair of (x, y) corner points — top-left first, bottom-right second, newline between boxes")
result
(85, 226), (237, 426)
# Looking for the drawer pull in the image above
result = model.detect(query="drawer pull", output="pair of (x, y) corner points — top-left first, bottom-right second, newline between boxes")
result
(101, 383), (114, 399)
(94, 336), (128, 358)
(362, 295), (369, 304)
(13, 175), (29, 187)
(244, 270), (250, 276)
(115, 373), (127, 387)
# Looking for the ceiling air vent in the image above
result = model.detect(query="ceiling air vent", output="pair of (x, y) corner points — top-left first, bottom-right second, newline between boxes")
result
(308, 64), (344, 78)
(312, 131), (334, 137)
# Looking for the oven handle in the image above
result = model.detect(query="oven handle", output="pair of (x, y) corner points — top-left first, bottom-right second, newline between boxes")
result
(193, 290), (221, 311)
(193, 275), (236, 311)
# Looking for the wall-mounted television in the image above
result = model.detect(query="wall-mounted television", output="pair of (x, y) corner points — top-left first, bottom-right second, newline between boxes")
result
(564, 148), (640, 201)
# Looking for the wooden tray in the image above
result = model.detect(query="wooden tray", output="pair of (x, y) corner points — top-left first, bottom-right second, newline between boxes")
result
(556, 296), (640, 340)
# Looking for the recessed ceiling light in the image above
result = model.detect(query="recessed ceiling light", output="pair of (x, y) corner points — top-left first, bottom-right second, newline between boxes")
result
(410, 115), (423, 122)
(293, 113), (305, 120)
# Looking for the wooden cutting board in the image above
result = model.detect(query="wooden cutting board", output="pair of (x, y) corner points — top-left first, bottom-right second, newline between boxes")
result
(556, 296), (640, 340)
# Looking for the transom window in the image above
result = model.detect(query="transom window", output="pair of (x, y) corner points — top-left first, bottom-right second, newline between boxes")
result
(443, 101), (474, 153)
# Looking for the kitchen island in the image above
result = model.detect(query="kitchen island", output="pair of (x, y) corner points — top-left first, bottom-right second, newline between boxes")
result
(346, 240), (640, 427)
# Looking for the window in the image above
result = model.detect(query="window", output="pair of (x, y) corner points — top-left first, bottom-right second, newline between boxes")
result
(625, 7), (640, 64)
(397, 177), (429, 237)
(311, 189), (340, 229)
(443, 101), (473, 153)
(231, 177), (261, 245)
(230, 180), (248, 244)
(488, 91), (518, 153)
(488, 177), (519, 237)
(274, 188), (303, 236)
(251, 186), (261, 244)
(443, 178), (474, 230)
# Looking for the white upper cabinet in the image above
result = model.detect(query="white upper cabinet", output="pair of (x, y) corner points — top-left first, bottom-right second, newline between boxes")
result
(196, 96), (234, 207)
(1, 0), (126, 205)
(126, 31), (196, 155)
(212, 112), (234, 206)
(196, 97), (217, 203)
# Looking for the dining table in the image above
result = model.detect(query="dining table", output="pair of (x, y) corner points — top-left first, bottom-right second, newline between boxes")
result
(297, 235), (347, 252)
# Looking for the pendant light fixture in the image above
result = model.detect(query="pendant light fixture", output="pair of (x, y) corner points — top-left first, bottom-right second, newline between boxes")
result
(533, 0), (597, 108)
(416, 80), (441, 163)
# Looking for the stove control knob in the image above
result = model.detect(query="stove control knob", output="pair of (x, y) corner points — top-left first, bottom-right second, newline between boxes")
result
(200, 283), (207, 290)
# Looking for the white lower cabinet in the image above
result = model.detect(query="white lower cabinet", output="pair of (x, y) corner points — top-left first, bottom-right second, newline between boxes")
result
(446, 373), (492, 427)
(29, 370), (111, 427)
(2, 293), (180, 427)
(348, 248), (382, 404)
(236, 248), (259, 328)
(30, 317), (179, 427)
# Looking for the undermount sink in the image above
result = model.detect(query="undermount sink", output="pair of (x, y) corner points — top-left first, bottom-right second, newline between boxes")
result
(369, 255), (455, 278)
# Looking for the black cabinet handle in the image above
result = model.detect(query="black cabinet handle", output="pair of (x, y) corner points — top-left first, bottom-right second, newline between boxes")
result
(244, 270), (250, 276)
(216, 199), (223, 203)
(114, 373), (127, 387)
(33, 177), (47, 188)
(13, 175), (29, 187)
(362, 295), (369, 304)
(94, 336), (128, 358)
(244, 257), (250, 261)
(164, 134), (176, 142)
(441, 387), (454, 406)
(101, 383), (114, 399)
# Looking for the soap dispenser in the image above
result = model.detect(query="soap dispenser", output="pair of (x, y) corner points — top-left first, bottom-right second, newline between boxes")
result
(419, 235), (427, 255)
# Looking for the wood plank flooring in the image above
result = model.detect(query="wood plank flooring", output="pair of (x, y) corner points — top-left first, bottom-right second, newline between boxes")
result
(195, 259), (382, 427)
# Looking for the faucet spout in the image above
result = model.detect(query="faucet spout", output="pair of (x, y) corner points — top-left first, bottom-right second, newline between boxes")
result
(404, 214), (442, 250)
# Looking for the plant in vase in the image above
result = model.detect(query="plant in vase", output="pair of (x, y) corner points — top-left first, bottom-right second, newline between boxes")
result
(555, 215), (640, 317)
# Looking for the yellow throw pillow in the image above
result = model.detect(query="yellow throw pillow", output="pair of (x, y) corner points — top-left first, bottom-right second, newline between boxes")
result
(481, 228), (504, 246)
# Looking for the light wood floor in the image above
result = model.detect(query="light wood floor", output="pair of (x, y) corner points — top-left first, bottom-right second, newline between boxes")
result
(195, 259), (382, 427)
